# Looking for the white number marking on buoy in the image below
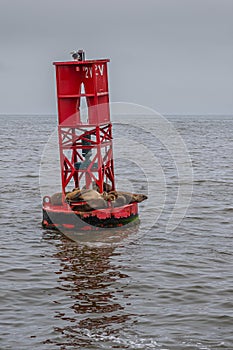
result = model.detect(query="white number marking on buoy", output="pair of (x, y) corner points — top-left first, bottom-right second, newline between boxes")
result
(83, 65), (103, 78)
(83, 66), (93, 79)
(98, 64), (104, 76)
(94, 64), (104, 77)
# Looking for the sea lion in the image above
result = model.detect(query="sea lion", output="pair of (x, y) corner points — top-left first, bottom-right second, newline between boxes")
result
(108, 191), (148, 205)
(66, 188), (147, 211)
(93, 182), (112, 193)
(50, 192), (63, 206)
(102, 191), (117, 202)
(82, 190), (112, 209)
(112, 194), (127, 207)
(131, 193), (148, 203)
(65, 188), (81, 202)
(78, 189), (104, 201)
(66, 189), (109, 210)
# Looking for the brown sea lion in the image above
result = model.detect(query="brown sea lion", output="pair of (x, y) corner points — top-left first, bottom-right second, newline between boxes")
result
(65, 188), (81, 201)
(88, 198), (108, 210)
(66, 188), (147, 211)
(102, 191), (117, 202)
(50, 192), (63, 206)
(83, 190), (111, 209)
(66, 189), (109, 210)
(108, 191), (147, 205)
(112, 194), (127, 207)
(93, 182), (112, 193)
(78, 189), (104, 201)
(131, 193), (148, 203)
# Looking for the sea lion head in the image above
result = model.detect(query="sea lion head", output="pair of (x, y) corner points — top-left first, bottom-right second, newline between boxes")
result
(133, 194), (148, 203)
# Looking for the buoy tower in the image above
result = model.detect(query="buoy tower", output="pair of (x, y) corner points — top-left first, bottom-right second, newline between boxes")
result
(42, 51), (140, 231)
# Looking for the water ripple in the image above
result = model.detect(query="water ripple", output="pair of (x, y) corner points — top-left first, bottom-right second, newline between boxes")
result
(0, 116), (233, 349)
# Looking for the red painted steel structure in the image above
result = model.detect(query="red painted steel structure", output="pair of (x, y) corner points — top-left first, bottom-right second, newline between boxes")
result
(54, 58), (115, 198)
(42, 53), (139, 231)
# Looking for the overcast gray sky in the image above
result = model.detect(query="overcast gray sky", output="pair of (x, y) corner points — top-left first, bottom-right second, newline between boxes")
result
(0, 0), (232, 115)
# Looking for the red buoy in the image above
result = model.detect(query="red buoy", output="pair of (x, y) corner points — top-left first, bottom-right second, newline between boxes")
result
(42, 51), (140, 231)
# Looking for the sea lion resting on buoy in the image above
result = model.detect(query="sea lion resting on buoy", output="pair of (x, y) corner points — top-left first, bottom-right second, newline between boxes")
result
(65, 188), (147, 210)
(66, 188), (100, 201)
(66, 188), (109, 210)
(50, 192), (63, 206)
(107, 191), (148, 207)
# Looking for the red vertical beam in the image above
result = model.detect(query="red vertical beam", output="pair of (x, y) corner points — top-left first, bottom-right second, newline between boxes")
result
(96, 126), (104, 193)
(58, 126), (66, 202)
(92, 62), (99, 124)
(109, 123), (115, 190)
(72, 127), (79, 188)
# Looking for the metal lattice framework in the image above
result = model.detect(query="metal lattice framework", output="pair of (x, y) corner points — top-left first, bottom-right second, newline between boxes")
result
(42, 55), (139, 231)
(53, 58), (115, 199)
(58, 124), (115, 194)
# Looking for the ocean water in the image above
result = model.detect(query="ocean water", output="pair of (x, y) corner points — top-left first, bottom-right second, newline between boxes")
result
(0, 114), (233, 350)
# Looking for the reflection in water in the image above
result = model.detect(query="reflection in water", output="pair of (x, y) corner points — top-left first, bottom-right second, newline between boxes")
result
(44, 226), (139, 349)
(61, 221), (140, 245)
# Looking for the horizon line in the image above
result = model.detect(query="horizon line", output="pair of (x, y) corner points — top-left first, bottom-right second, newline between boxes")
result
(0, 113), (233, 117)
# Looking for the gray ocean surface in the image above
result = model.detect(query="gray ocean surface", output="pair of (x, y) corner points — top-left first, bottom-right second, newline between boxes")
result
(0, 115), (233, 350)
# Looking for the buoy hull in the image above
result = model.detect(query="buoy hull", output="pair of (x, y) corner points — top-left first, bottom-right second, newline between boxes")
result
(42, 202), (139, 231)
